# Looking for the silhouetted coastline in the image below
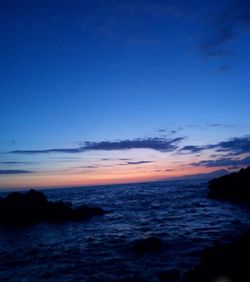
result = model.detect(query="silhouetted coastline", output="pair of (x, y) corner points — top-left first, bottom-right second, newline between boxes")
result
(209, 166), (250, 201)
(182, 167), (250, 282)
(183, 232), (250, 282)
(0, 189), (104, 227)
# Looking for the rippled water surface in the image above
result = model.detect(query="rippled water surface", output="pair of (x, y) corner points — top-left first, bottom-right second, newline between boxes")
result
(1, 180), (250, 281)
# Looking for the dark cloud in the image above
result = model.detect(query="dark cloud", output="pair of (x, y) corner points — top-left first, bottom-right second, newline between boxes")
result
(79, 165), (98, 169)
(0, 161), (33, 164)
(118, 160), (154, 166)
(157, 128), (180, 135)
(0, 170), (33, 175)
(158, 129), (167, 133)
(126, 161), (154, 165)
(101, 158), (131, 161)
(208, 123), (222, 127)
(213, 136), (250, 154)
(207, 123), (235, 127)
(10, 137), (185, 154)
(82, 137), (184, 151)
(191, 155), (250, 167)
(180, 145), (204, 153)
(181, 136), (250, 155)
(201, 0), (250, 57)
(10, 148), (82, 154)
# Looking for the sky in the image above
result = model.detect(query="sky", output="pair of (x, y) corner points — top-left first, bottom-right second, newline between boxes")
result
(1, 0), (250, 189)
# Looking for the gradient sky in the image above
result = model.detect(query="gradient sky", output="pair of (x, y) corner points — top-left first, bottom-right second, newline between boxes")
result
(1, 0), (250, 188)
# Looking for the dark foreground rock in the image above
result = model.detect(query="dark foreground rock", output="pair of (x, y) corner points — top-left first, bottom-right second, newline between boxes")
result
(159, 269), (180, 281)
(183, 232), (250, 282)
(132, 236), (164, 253)
(119, 277), (149, 282)
(208, 166), (250, 201)
(0, 189), (104, 227)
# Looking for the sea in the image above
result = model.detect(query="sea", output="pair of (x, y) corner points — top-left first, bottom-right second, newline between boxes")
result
(1, 179), (250, 282)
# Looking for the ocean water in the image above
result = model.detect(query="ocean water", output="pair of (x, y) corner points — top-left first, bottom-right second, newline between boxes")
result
(1, 179), (250, 282)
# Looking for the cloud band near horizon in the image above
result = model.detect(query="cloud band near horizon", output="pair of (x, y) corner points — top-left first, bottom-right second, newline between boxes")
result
(9, 137), (185, 154)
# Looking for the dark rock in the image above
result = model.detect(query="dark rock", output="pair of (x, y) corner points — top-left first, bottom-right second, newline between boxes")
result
(208, 166), (250, 201)
(182, 232), (250, 282)
(40, 271), (54, 279)
(133, 236), (164, 253)
(159, 269), (180, 281)
(119, 277), (149, 282)
(0, 189), (105, 227)
(231, 219), (241, 225)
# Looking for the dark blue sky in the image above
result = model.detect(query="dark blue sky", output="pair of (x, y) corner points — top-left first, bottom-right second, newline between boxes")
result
(1, 0), (250, 188)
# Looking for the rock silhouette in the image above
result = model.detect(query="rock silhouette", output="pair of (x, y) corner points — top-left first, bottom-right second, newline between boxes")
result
(183, 232), (250, 282)
(208, 166), (250, 201)
(0, 189), (104, 227)
(159, 269), (180, 281)
(132, 236), (164, 253)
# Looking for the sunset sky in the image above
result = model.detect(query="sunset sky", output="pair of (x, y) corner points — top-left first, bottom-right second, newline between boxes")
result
(1, 0), (250, 188)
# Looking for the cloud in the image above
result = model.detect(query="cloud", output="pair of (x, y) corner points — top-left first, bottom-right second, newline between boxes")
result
(0, 161), (33, 164)
(201, 0), (250, 57)
(0, 170), (33, 175)
(79, 165), (98, 169)
(158, 129), (167, 133)
(180, 145), (204, 153)
(212, 136), (250, 154)
(10, 137), (185, 154)
(101, 158), (131, 161)
(126, 161), (154, 165)
(10, 148), (82, 154)
(82, 137), (184, 151)
(181, 136), (250, 155)
(207, 123), (235, 128)
(191, 155), (250, 168)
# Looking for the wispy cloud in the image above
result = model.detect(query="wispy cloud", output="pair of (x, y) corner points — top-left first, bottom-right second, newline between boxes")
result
(201, 0), (250, 57)
(81, 137), (184, 152)
(212, 136), (250, 154)
(0, 170), (33, 175)
(10, 137), (185, 154)
(181, 136), (250, 155)
(180, 145), (204, 153)
(79, 165), (98, 169)
(126, 161), (154, 165)
(10, 148), (82, 154)
(191, 155), (250, 167)
(0, 161), (34, 164)
(100, 158), (131, 161)
(206, 123), (236, 128)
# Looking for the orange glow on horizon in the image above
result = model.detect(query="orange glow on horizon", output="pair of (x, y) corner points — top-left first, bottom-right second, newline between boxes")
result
(0, 165), (220, 190)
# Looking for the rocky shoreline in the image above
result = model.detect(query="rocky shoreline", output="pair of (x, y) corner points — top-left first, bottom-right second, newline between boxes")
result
(0, 189), (104, 227)
(182, 232), (250, 282)
(182, 166), (250, 282)
(209, 166), (250, 201)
